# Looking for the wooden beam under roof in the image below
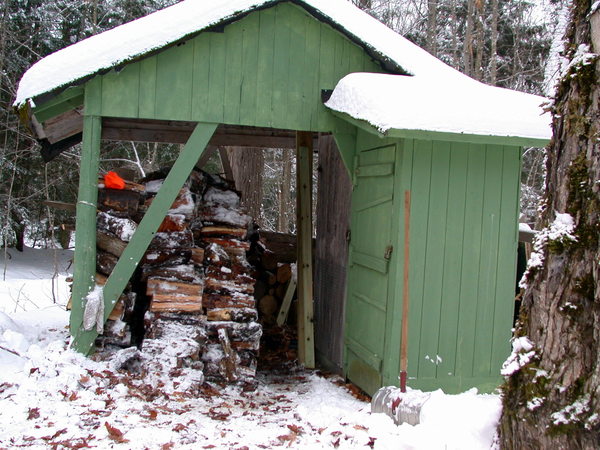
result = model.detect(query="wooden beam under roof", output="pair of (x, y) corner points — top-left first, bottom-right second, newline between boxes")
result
(37, 115), (323, 161)
(101, 118), (321, 148)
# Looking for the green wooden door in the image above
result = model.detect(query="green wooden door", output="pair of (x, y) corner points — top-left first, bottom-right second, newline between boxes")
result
(345, 144), (396, 395)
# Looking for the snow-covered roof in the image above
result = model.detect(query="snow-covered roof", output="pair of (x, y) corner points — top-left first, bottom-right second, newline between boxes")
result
(15, 0), (552, 142)
(14, 0), (475, 107)
(325, 73), (552, 141)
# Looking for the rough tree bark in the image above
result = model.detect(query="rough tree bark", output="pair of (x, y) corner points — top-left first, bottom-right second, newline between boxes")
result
(499, 2), (600, 449)
(426, 0), (438, 57)
(490, 0), (499, 85)
(277, 149), (292, 233)
(227, 147), (263, 223)
(463, 0), (476, 77)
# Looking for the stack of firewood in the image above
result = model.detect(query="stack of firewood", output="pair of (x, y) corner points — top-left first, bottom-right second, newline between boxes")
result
(194, 178), (261, 383)
(254, 259), (294, 326)
(95, 179), (145, 348)
(93, 169), (262, 384)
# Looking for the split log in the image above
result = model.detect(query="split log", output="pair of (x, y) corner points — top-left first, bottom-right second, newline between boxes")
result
(277, 264), (292, 284)
(146, 278), (203, 313)
(98, 189), (141, 216)
(97, 250), (119, 276)
(217, 328), (239, 382)
(141, 248), (191, 266)
(147, 278), (203, 302)
(143, 178), (165, 194)
(108, 299), (124, 321)
(203, 243), (231, 267)
(203, 186), (241, 208)
(99, 176), (146, 193)
(202, 292), (255, 309)
(145, 319), (207, 349)
(142, 264), (201, 283)
(148, 313), (206, 328)
(205, 265), (254, 285)
(145, 187), (195, 218)
(204, 277), (254, 295)
(201, 238), (250, 256)
(197, 204), (252, 228)
(123, 180), (145, 193)
(260, 231), (297, 264)
(149, 302), (203, 313)
(197, 226), (247, 240)
(207, 308), (258, 322)
(258, 295), (278, 316)
(204, 321), (262, 344)
(97, 231), (127, 257)
(157, 214), (188, 232)
(97, 212), (137, 242)
(191, 247), (205, 266)
(261, 251), (278, 271)
(96, 319), (130, 348)
(149, 230), (193, 250)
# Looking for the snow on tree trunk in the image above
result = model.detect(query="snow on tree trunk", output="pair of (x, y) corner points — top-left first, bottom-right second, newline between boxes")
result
(498, 2), (600, 448)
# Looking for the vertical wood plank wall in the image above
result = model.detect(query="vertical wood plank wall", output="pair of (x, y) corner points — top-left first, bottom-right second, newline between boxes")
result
(351, 130), (521, 393)
(398, 139), (520, 392)
(74, 0), (523, 392)
(314, 136), (352, 373)
(97, 3), (385, 131)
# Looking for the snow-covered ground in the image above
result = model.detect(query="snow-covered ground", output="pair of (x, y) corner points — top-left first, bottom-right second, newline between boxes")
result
(0, 248), (502, 449)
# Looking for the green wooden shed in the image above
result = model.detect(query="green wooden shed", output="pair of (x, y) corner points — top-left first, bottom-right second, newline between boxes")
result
(15, 0), (551, 395)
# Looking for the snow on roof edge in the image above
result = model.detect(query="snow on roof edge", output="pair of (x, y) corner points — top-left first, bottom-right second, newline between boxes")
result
(14, 0), (466, 107)
(325, 73), (553, 142)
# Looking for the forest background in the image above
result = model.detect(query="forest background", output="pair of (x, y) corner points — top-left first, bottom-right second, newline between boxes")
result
(0, 0), (567, 250)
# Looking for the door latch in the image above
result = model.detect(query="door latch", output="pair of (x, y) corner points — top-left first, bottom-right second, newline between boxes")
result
(384, 245), (393, 260)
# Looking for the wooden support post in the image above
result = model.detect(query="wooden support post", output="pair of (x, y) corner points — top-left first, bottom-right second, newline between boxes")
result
(70, 115), (101, 335)
(195, 145), (218, 169)
(276, 278), (297, 327)
(296, 131), (315, 368)
(218, 147), (235, 182)
(72, 122), (218, 354)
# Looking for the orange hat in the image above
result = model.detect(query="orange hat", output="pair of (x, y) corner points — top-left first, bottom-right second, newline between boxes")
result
(104, 171), (125, 190)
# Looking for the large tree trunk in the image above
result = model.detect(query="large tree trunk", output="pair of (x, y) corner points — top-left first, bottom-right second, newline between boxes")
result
(462, 0), (476, 77)
(498, 2), (600, 449)
(489, 0), (499, 85)
(227, 147), (263, 223)
(277, 149), (293, 233)
(426, 0), (437, 57)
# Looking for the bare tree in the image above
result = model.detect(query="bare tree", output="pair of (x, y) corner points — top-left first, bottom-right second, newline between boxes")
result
(426, 0), (437, 56)
(489, 0), (499, 84)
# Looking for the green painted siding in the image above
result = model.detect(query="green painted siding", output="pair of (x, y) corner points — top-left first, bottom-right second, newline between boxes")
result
(97, 3), (384, 131)
(65, 0), (521, 394)
(347, 131), (520, 394)
(402, 139), (520, 393)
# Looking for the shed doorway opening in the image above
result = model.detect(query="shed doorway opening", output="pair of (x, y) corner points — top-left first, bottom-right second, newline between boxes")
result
(89, 120), (351, 383)
(202, 130), (352, 377)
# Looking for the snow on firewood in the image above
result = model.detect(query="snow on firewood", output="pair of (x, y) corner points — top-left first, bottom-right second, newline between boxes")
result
(97, 211), (137, 241)
(203, 187), (240, 208)
(198, 204), (251, 228)
(144, 179), (164, 193)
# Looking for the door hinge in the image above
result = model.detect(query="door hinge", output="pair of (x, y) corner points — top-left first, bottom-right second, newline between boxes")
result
(384, 244), (393, 260)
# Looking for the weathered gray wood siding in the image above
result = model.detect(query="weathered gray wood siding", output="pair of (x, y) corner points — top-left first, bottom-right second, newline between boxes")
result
(314, 136), (352, 373)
